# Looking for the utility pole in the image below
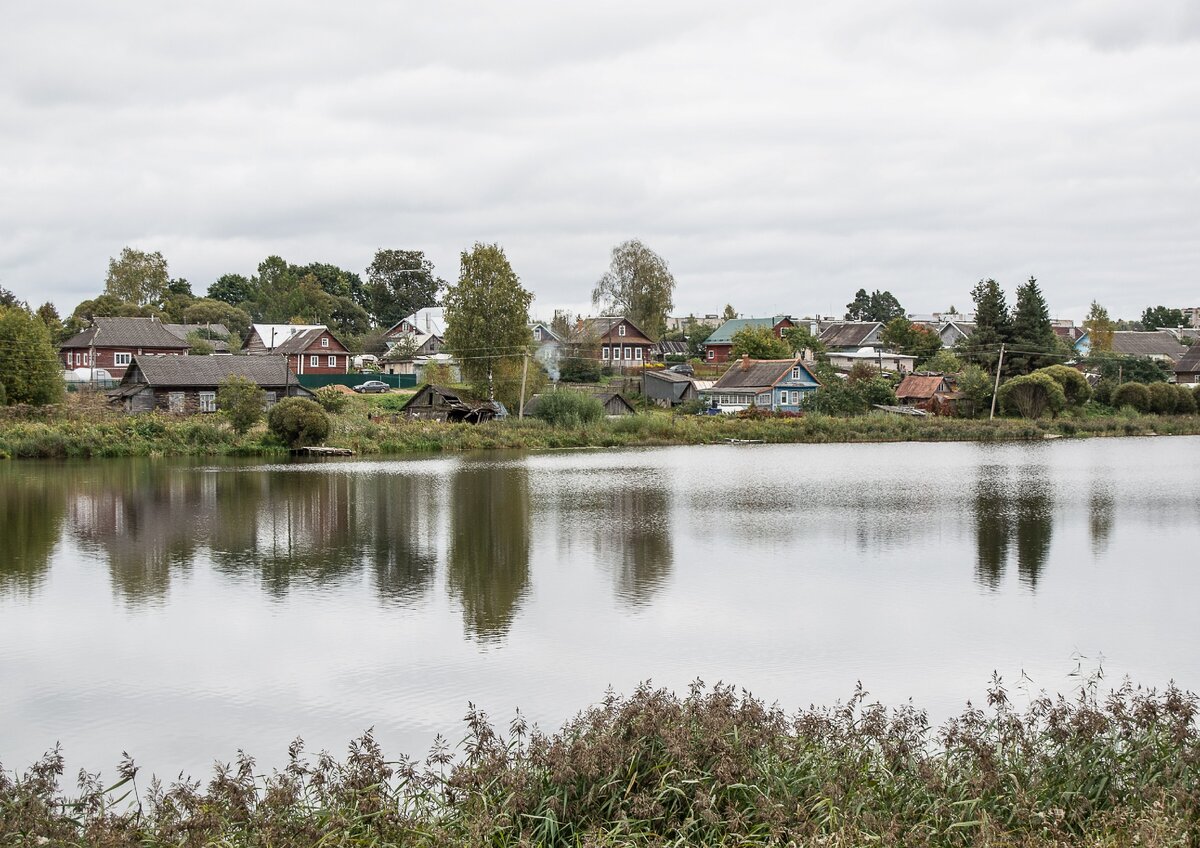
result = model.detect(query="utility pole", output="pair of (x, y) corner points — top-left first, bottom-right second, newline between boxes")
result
(989, 343), (1006, 420)
(518, 352), (529, 419)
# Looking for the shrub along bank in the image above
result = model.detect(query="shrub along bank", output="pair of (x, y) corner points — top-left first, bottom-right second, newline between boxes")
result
(2, 679), (1197, 846)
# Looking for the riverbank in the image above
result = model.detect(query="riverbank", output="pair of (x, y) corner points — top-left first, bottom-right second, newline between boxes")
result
(4, 399), (1200, 459)
(7, 400), (1200, 460)
(3, 680), (1196, 846)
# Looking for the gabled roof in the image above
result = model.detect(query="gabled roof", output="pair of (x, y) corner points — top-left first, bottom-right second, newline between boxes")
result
(703, 316), (791, 345)
(119, 355), (298, 388)
(163, 323), (231, 340)
(656, 339), (689, 355)
(939, 321), (976, 340)
(1174, 345), (1200, 373)
(645, 368), (695, 384)
(710, 358), (817, 391)
(61, 317), (192, 350)
(571, 316), (656, 343)
(896, 374), (949, 401)
(818, 322), (883, 348)
(1110, 331), (1188, 361)
(249, 324), (324, 350)
(384, 308), (445, 337)
(531, 322), (564, 343)
(261, 326), (346, 355)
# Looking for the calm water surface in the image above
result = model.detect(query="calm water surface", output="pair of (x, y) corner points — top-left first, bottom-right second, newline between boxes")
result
(2, 439), (1199, 779)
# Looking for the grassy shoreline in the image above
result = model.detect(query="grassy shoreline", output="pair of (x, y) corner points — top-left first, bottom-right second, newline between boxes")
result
(3, 398), (1200, 460)
(3, 679), (1197, 846)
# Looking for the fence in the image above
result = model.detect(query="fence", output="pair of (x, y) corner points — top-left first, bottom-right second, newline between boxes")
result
(296, 374), (416, 390)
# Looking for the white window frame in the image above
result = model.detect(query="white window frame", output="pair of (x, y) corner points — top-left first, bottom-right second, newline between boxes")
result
(791, 367), (800, 380)
(624, 347), (632, 361)
(635, 347), (643, 361)
(310, 355), (319, 367)
(114, 352), (132, 367)
(321, 337), (329, 348)
(791, 391), (799, 405)
(534, 328), (542, 340)
(601, 346), (609, 360)
(75, 353), (82, 365)
(199, 391), (217, 413)
(618, 324), (626, 337)
(707, 349), (714, 361)
(328, 355), (336, 367)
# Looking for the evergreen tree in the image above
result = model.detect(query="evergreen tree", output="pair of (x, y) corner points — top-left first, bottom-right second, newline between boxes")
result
(1009, 277), (1057, 374)
(443, 243), (533, 401)
(962, 278), (1012, 373)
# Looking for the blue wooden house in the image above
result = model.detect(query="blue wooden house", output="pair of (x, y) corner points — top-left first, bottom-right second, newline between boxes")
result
(703, 356), (821, 412)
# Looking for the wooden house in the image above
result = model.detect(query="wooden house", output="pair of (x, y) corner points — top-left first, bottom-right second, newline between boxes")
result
(570, 316), (656, 370)
(1174, 346), (1200, 384)
(110, 355), (310, 414)
(700, 316), (795, 363)
(243, 324), (352, 374)
(60, 317), (191, 379)
(398, 384), (504, 423)
(703, 356), (821, 412)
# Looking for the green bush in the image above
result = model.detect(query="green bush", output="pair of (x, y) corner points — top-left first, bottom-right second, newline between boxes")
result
(858, 376), (897, 407)
(1110, 382), (1151, 413)
(559, 356), (602, 383)
(217, 375), (265, 435)
(1147, 381), (1178, 415)
(0, 381), (6, 407)
(997, 372), (1067, 419)
(1035, 365), (1092, 406)
(267, 397), (331, 447)
(533, 390), (605, 427)
(312, 385), (349, 413)
(1092, 378), (1116, 406)
(807, 381), (869, 416)
(1174, 384), (1198, 414)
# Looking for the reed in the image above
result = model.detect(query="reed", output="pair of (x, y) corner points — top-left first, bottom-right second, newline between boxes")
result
(2, 678), (1196, 846)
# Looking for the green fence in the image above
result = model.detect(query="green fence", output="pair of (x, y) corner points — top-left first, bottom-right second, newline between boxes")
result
(296, 374), (417, 390)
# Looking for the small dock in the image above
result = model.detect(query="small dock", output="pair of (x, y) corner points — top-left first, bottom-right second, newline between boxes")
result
(292, 446), (355, 457)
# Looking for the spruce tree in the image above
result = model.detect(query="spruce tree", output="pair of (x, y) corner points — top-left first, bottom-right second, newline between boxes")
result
(1009, 277), (1057, 374)
(963, 278), (1013, 374)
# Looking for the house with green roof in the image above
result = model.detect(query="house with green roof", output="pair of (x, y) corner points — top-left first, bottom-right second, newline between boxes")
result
(701, 315), (795, 363)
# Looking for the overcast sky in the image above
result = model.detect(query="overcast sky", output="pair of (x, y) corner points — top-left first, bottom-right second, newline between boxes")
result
(3, 0), (1199, 321)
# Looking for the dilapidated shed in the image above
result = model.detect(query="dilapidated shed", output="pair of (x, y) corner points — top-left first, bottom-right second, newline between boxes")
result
(645, 369), (699, 407)
(398, 384), (505, 423)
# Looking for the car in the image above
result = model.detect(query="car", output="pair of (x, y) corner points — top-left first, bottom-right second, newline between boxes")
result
(352, 380), (390, 393)
(667, 363), (695, 375)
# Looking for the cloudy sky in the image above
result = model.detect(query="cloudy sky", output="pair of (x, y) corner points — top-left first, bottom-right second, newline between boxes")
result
(3, 0), (1198, 321)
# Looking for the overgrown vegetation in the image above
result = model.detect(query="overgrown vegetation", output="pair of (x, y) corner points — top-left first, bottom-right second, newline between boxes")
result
(531, 390), (605, 427)
(3, 678), (1196, 846)
(266, 398), (331, 447)
(216, 375), (264, 435)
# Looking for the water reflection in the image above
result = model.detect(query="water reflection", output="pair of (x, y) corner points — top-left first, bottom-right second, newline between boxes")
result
(447, 464), (530, 642)
(0, 473), (65, 596)
(1089, 485), (1114, 556)
(971, 465), (1054, 590)
(367, 474), (439, 607)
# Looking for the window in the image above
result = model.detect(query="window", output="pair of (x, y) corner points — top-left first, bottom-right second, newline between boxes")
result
(791, 367), (800, 380)
(601, 346), (609, 360)
(321, 336), (329, 347)
(264, 391), (277, 406)
(199, 391), (217, 413)
(624, 347), (632, 360)
(114, 353), (132, 367)
(635, 347), (642, 361)
(310, 355), (319, 367)
(618, 324), (626, 336)
(707, 349), (715, 361)
(74, 353), (82, 365)
(168, 392), (185, 413)
(790, 391), (799, 405)
(328, 355), (336, 367)
(534, 328), (542, 340)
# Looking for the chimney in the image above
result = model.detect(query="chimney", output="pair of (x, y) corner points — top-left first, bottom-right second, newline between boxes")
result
(740, 353), (750, 371)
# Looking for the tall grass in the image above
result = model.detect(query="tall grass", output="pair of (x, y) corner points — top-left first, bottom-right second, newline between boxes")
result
(2, 679), (1196, 846)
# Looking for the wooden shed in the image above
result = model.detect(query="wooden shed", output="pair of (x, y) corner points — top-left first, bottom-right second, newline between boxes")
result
(398, 384), (504, 423)
(110, 355), (311, 414)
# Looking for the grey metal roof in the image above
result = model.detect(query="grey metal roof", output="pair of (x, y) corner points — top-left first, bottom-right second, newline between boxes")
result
(61, 317), (192, 350)
(270, 327), (342, 355)
(1110, 331), (1188, 361)
(1174, 345), (1200, 373)
(121, 355), (297, 388)
(818, 322), (883, 348)
(711, 358), (805, 391)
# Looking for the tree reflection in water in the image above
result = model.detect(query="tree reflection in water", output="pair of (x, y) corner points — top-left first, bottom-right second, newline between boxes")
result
(447, 463), (530, 642)
(0, 467), (65, 597)
(1089, 485), (1115, 557)
(367, 473), (438, 607)
(972, 465), (1054, 590)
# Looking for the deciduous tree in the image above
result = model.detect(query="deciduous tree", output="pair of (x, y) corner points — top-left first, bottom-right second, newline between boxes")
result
(880, 317), (942, 364)
(1141, 305), (1185, 330)
(1084, 301), (1115, 353)
(729, 325), (790, 360)
(443, 243), (533, 401)
(104, 247), (169, 307)
(217, 375), (265, 434)
(846, 289), (904, 322)
(592, 240), (675, 338)
(364, 249), (443, 328)
(0, 304), (65, 406)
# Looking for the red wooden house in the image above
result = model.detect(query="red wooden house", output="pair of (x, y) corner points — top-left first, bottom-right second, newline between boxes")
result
(571, 316), (657, 370)
(243, 324), (351, 374)
(60, 317), (191, 379)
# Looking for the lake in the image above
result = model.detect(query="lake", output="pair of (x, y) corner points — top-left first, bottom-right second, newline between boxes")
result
(2, 438), (1199, 780)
